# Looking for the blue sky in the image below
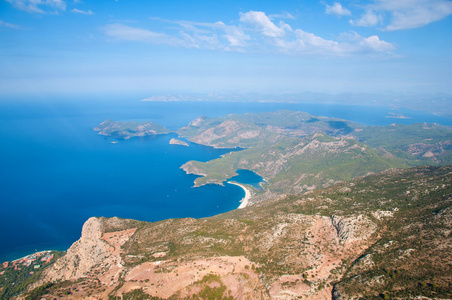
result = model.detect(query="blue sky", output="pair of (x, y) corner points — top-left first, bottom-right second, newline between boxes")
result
(1, 0), (451, 98)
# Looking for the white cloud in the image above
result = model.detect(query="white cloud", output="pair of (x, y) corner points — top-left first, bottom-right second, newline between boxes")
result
(289, 29), (342, 54)
(239, 11), (290, 37)
(269, 12), (295, 19)
(151, 18), (250, 49)
(278, 29), (394, 56)
(216, 22), (250, 47)
(104, 24), (173, 44)
(6, 0), (66, 14)
(338, 31), (395, 52)
(359, 35), (395, 52)
(104, 11), (395, 57)
(382, 0), (452, 30)
(71, 8), (94, 15)
(352, 0), (452, 30)
(350, 10), (381, 27)
(103, 22), (242, 50)
(325, 2), (351, 16)
(0, 19), (20, 29)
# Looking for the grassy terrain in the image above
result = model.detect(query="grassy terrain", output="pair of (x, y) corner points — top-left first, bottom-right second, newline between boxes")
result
(353, 123), (452, 165)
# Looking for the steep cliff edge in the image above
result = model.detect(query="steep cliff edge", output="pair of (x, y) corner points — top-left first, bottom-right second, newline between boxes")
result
(43, 217), (137, 282)
(45, 217), (107, 281)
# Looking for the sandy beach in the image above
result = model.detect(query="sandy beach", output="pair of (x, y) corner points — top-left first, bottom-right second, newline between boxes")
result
(228, 182), (251, 209)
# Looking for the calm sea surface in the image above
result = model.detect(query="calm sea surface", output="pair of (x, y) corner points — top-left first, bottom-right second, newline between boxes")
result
(0, 98), (451, 262)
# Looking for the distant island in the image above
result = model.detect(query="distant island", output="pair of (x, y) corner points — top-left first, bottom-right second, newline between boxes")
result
(93, 119), (171, 139)
(140, 92), (452, 118)
(386, 112), (411, 119)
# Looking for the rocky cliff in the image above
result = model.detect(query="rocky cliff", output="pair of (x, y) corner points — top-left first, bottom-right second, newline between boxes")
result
(43, 217), (137, 282)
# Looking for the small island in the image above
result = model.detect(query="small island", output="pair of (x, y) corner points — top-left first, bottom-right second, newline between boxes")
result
(93, 119), (171, 140)
(386, 112), (411, 119)
(169, 138), (189, 147)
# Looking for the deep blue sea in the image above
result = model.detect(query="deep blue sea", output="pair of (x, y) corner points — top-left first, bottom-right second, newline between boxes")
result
(0, 98), (451, 262)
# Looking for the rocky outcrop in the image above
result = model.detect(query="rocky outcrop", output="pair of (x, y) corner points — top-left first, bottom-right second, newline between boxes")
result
(180, 161), (208, 178)
(169, 138), (189, 146)
(331, 215), (376, 244)
(43, 217), (136, 282)
(331, 215), (350, 243)
(44, 217), (109, 281)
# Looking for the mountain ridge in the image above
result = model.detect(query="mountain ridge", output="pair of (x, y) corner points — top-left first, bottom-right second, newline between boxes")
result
(2, 165), (451, 299)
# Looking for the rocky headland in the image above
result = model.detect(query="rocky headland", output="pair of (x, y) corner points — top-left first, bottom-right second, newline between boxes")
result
(169, 138), (189, 147)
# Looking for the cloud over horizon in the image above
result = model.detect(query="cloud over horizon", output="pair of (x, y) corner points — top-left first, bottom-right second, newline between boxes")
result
(0, 19), (20, 29)
(351, 0), (452, 30)
(325, 2), (352, 16)
(71, 8), (94, 15)
(6, 0), (66, 14)
(104, 11), (395, 57)
(239, 11), (291, 38)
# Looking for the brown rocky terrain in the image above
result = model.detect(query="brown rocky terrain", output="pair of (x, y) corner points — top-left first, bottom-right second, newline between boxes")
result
(16, 166), (452, 300)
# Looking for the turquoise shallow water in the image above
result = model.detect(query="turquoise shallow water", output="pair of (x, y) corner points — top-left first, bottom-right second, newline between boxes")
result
(228, 169), (264, 190)
(0, 98), (451, 262)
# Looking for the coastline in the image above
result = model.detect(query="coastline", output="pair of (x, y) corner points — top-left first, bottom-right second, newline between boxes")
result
(228, 182), (251, 209)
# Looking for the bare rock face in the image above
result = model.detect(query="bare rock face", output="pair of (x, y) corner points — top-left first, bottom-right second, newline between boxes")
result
(180, 161), (207, 177)
(331, 215), (376, 244)
(43, 217), (136, 282)
(187, 116), (208, 127)
(169, 138), (189, 147)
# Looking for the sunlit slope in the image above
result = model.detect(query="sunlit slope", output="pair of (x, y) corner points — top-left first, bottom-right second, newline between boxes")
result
(182, 132), (406, 195)
(179, 111), (452, 198)
(16, 165), (452, 299)
(352, 122), (452, 165)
